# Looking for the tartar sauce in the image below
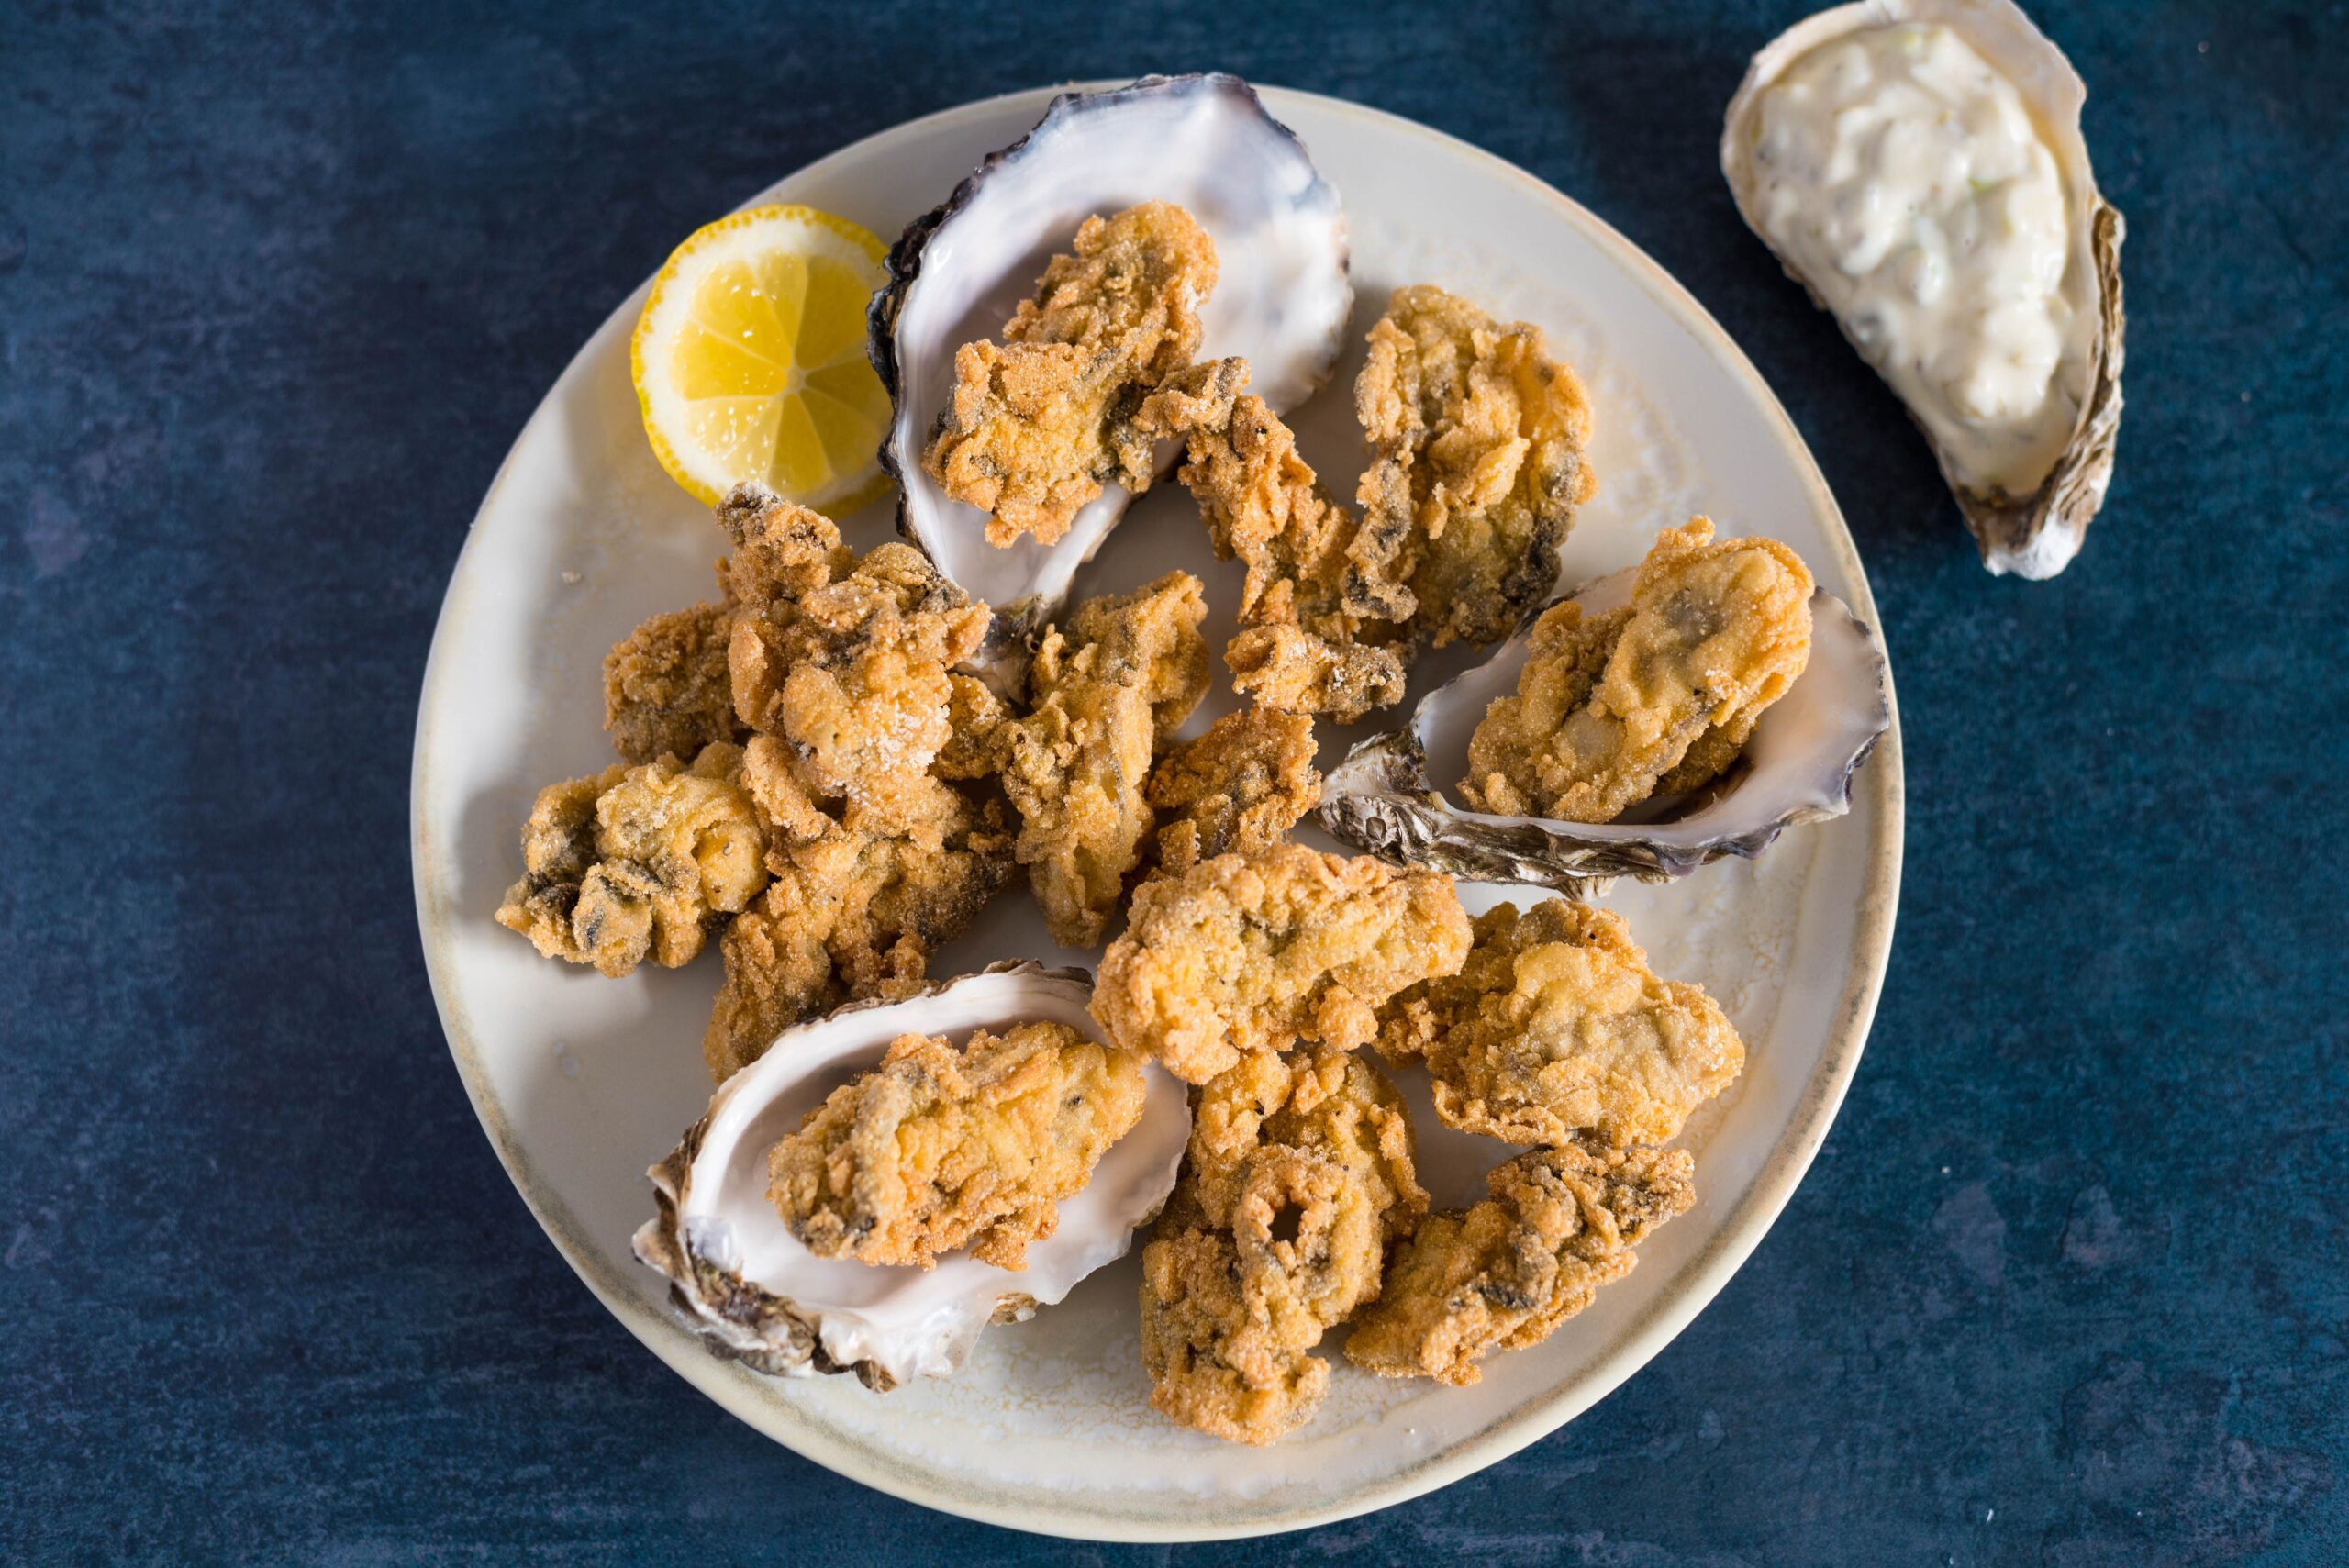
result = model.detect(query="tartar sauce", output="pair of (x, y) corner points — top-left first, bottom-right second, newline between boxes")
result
(1746, 23), (2089, 495)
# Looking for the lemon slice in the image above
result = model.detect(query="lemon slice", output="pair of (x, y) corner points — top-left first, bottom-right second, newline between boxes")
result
(631, 205), (895, 515)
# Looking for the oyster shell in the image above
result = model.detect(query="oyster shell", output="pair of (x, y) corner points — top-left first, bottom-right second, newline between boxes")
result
(632, 963), (1191, 1389)
(1317, 564), (1890, 890)
(871, 74), (1353, 683)
(1722, 0), (2124, 579)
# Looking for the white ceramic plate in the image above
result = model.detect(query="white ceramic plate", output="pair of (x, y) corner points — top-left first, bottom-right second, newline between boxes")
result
(411, 82), (1903, 1541)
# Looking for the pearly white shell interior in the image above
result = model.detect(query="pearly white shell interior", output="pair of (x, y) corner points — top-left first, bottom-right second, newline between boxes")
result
(884, 76), (1352, 623)
(1412, 567), (1890, 847)
(679, 971), (1191, 1385)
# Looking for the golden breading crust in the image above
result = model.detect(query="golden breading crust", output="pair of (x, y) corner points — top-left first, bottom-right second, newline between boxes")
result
(1137, 1046), (1427, 1442)
(999, 572), (1209, 948)
(503, 482), (1021, 1073)
(603, 601), (747, 765)
(1145, 706), (1321, 873)
(716, 482), (854, 607)
(764, 1019), (1148, 1270)
(1135, 359), (1409, 723)
(604, 481), (898, 772)
(1058, 569), (1214, 739)
(921, 203), (1219, 547)
(1462, 517), (1815, 822)
(1186, 1046), (1428, 1243)
(1139, 1148), (1383, 1444)
(729, 540), (989, 814)
(1093, 843), (1471, 1084)
(1353, 284), (1599, 648)
(1343, 1141), (1696, 1386)
(704, 737), (1014, 1081)
(1378, 900), (1744, 1149)
(495, 742), (768, 978)
(934, 673), (1010, 783)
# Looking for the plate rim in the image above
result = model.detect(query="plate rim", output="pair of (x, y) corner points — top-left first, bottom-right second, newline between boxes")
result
(410, 78), (1905, 1542)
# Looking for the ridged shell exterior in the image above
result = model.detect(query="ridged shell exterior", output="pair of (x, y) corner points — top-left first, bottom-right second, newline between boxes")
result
(1721, 0), (2125, 579)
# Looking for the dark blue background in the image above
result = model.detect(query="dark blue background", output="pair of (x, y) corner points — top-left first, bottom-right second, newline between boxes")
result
(6, 2), (2343, 1562)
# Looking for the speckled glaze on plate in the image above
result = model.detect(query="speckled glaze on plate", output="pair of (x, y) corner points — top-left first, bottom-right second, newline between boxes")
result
(410, 83), (1904, 1541)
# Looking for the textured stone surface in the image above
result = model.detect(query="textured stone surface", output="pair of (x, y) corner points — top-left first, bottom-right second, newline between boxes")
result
(3, 1), (2343, 1562)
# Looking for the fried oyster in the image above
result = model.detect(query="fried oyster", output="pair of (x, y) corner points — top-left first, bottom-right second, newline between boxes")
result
(1136, 359), (1410, 722)
(1344, 1140), (1696, 1386)
(766, 1019), (1149, 1270)
(1379, 900), (1743, 1149)
(1186, 1045), (1427, 1242)
(1141, 1042), (1426, 1445)
(999, 572), (1209, 948)
(1462, 517), (1815, 821)
(603, 599), (747, 765)
(705, 737), (1014, 1082)
(921, 202), (1219, 547)
(1353, 284), (1598, 647)
(633, 484), (1019, 1080)
(605, 481), (844, 768)
(729, 540), (988, 817)
(603, 482), (907, 773)
(1093, 843), (1471, 1084)
(1140, 1150), (1386, 1444)
(1145, 705), (1321, 873)
(495, 741), (769, 978)
(718, 480), (856, 606)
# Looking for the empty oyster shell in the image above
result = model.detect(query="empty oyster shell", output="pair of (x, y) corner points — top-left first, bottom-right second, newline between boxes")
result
(632, 963), (1191, 1389)
(1317, 564), (1890, 889)
(870, 74), (1353, 682)
(1722, 0), (2124, 579)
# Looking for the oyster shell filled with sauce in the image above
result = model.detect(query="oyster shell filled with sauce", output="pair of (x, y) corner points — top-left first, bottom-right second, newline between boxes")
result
(1721, 0), (2125, 579)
